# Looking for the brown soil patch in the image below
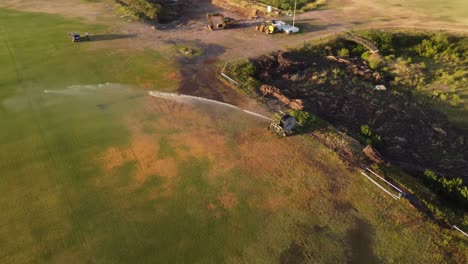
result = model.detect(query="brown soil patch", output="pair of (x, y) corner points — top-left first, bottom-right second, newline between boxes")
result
(264, 195), (289, 211)
(217, 191), (239, 209)
(164, 71), (181, 81)
(98, 136), (178, 183)
(99, 146), (132, 172)
(97, 99), (181, 189)
(212, 0), (263, 18)
(207, 202), (217, 210)
(206, 202), (223, 218)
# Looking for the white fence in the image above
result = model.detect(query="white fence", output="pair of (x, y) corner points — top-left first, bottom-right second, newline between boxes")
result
(361, 167), (406, 200)
(220, 62), (239, 86)
(451, 225), (468, 237)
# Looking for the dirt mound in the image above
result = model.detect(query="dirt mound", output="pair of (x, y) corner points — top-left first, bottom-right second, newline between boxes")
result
(363, 145), (384, 164)
(251, 51), (468, 182)
(260, 84), (304, 110)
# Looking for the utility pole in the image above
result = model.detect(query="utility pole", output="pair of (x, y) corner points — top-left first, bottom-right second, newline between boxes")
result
(292, 0), (297, 28)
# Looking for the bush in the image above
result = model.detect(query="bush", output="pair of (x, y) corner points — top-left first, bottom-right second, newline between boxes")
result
(117, 0), (161, 20)
(415, 33), (463, 63)
(390, 57), (426, 89)
(226, 61), (260, 95)
(238, 62), (256, 77)
(338, 48), (349, 58)
(361, 51), (382, 69)
(424, 169), (468, 206)
(257, 0), (316, 10)
(361, 30), (394, 54)
(359, 124), (382, 148)
(288, 109), (324, 132)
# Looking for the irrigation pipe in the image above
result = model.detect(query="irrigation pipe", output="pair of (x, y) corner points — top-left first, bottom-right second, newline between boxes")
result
(366, 168), (406, 198)
(451, 226), (468, 237)
(361, 171), (400, 200)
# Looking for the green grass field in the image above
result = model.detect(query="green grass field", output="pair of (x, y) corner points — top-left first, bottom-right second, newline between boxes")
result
(381, 0), (468, 20)
(0, 8), (467, 263)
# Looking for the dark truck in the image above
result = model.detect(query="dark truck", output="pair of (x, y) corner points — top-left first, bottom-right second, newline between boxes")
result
(69, 32), (90, 42)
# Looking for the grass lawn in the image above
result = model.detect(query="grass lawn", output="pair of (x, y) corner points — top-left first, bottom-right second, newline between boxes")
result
(379, 0), (468, 21)
(0, 8), (466, 264)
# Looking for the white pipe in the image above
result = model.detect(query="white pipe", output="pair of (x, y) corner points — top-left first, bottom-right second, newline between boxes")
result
(366, 168), (406, 197)
(452, 226), (468, 237)
(221, 73), (239, 86)
(361, 172), (400, 200)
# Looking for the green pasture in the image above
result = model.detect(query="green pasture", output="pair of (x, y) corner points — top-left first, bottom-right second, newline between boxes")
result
(378, 0), (468, 23)
(0, 8), (466, 264)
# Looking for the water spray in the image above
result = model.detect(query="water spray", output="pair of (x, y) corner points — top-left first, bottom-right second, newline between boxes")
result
(148, 91), (273, 121)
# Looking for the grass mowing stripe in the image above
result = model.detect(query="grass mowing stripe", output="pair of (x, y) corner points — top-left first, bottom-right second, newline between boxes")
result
(2, 19), (89, 259)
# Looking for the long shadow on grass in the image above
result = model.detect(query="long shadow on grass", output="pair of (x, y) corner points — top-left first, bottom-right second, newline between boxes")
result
(90, 34), (137, 42)
(346, 217), (380, 264)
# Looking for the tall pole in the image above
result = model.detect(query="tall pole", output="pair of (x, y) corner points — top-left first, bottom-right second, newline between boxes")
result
(292, 0), (297, 28)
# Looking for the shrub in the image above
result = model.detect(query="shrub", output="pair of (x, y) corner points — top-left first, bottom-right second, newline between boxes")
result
(338, 48), (349, 58)
(415, 33), (463, 63)
(424, 169), (468, 206)
(117, 0), (161, 20)
(288, 110), (321, 131)
(450, 94), (463, 106)
(257, 0), (316, 10)
(360, 30), (394, 54)
(226, 61), (260, 95)
(238, 62), (256, 77)
(390, 57), (426, 89)
(361, 51), (382, 69)
(359, 124), (382, 148)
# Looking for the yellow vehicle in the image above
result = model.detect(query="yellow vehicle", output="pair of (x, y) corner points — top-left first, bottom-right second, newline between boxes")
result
(206, 13), (235, 30)
(255, 21), (281, 34)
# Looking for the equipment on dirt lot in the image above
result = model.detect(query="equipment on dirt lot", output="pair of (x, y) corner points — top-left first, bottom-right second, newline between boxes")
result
(206, 13), (235, 30)
(256, 21), (277, 34)
(256, 20), (299, 34)
(268, 113), (297, 138)
(69, 32), (90, 42)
